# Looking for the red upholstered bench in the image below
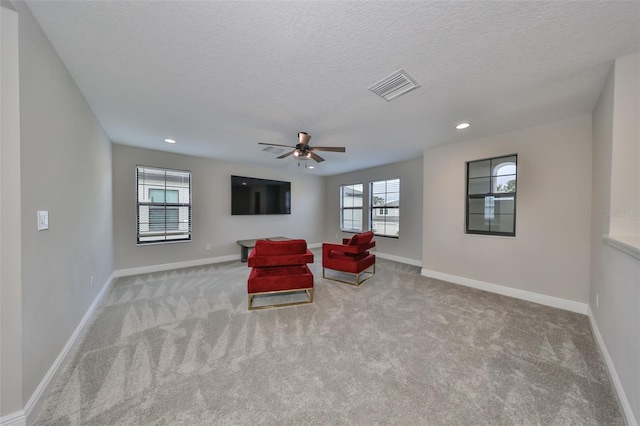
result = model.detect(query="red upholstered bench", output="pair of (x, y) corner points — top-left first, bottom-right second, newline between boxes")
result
(247, 239), (314, 310)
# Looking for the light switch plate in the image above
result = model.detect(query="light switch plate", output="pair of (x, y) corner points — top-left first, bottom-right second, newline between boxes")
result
(37, 210), (49, 231)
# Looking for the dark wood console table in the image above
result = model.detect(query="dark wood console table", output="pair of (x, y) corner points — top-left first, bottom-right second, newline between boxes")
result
(236, 236), (290, 262)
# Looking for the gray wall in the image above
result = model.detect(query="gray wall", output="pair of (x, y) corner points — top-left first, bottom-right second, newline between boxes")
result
(590, 55), (640, 423)
(323, 158), (423, 264)
(112, 144), (325, 271)
(422, 115), (593, 303)
(9, 0), (114, 413)
(1, 4), (23, 418)
(608, 53), (640, 238)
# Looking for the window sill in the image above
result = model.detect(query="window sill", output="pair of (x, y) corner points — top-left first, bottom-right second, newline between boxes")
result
(603, 235), (640, 261)
(340, 230), (399, 239)
(137, 239), (192, 247)
(465, 233), (515, 240)
(372, 234), (400, 239)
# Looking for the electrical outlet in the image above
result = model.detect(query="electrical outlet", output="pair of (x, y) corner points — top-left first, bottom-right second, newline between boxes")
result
(90, 275), (94, 288)
(205, 243), (211, 250)
(335, 234), (339, 239)
(596, 293), (599, 308)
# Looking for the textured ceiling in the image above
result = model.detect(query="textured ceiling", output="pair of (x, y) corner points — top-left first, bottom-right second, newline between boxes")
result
(26, 1), (639, 176)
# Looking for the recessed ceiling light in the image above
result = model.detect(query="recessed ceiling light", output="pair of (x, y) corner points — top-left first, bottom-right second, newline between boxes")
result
(455, 122), (470, 130)
(164, 138), (176, 144)
(308, 166), (315, 169)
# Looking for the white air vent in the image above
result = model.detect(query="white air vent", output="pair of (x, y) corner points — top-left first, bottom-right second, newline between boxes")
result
(368, 69), (421, 101)
(262, 146), (285, 155)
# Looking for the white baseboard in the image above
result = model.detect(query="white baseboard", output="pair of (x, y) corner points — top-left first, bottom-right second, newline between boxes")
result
(111, 247), (424, 279)
(420, 268), (588, 315)
(17, 273), (115, 424)
(0, 411), (25, 426)
(375, 252), (422, 267)
(588, 306), (637, 426)
(113, 254), (240, 278)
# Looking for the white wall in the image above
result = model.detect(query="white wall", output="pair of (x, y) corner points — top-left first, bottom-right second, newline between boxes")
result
(7, 0), (114, 419)
(609, 53), (640, 240)
(112, 144), (325, 271)
(324, 158), (423, 265)
(422, 115), (592, 305)
(590, 54), (640, 425)
(0, 4), (23, 420)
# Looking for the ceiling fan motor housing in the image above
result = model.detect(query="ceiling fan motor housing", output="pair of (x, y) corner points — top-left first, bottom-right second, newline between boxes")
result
(298, 132), (311, 145)
(294, 144), (311, 159)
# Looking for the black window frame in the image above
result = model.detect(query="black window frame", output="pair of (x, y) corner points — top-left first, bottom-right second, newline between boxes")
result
(340, 183), (364, 232)
(465, 154), (517, 237)
(369, 178), (400, 239)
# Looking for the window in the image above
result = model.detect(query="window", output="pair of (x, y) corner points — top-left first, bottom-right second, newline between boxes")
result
(466, 154), (517, 236)
(137, 166), (191, 244)
(148, 189), (179, 231)
(370, 178), (400, 237)
(340, 183), (363, 232)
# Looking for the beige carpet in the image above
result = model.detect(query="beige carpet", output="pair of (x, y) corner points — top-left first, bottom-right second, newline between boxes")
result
(35, 251), (623, 425)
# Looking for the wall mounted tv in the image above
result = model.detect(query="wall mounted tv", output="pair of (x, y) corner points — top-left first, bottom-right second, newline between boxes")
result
(231, 175), (291, 215)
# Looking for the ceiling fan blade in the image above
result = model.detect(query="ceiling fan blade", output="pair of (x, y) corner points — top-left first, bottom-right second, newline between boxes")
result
(258, 142), (296, 148)
(309, 146), (346, 153)
(309, 151), (325, 163)
(277, 150), (296, 159)
(298, 132), (311, 146)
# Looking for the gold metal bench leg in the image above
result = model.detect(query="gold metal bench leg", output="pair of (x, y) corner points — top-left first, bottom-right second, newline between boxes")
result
(248, 294), (254, 310)
(323, 265), (375, 286)
(248, 288), (314, 311)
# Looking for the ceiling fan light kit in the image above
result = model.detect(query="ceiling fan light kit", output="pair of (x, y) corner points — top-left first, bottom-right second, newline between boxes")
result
(258, 132), (346, 166)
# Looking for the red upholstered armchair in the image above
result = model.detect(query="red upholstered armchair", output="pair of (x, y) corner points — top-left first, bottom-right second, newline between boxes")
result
(322, 231), (376, 286)
(247, 239), (314, 310)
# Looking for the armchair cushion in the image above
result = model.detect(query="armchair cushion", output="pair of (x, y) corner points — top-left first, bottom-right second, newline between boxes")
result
(254, 239), (307, 256)
(323, 241), (375, 256)
(248, 239), (314, 267)
(329, 250), (370, 262)
(248, 265), (313, 293)
(347, 231), (374, 246)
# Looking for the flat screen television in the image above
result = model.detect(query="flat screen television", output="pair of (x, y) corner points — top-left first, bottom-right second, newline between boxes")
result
(231, 175), (291, 215)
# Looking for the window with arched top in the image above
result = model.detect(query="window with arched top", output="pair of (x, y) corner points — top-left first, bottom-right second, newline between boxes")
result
(466, 155), (517, 236)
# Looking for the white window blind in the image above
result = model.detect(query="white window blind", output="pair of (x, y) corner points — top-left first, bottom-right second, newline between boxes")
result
(136, 166), (192, 244)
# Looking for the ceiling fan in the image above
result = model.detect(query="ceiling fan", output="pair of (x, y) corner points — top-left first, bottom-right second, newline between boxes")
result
(259, 132), (346, 163)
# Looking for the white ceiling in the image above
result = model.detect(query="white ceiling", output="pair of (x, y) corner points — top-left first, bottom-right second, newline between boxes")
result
(26, 1), (639, 176)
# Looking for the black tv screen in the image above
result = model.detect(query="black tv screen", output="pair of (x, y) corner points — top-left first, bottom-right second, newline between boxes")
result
(231, 175), (291, 215)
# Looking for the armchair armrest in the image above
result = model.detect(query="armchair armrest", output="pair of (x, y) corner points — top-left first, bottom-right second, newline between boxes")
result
(322, 241), (375, 256)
